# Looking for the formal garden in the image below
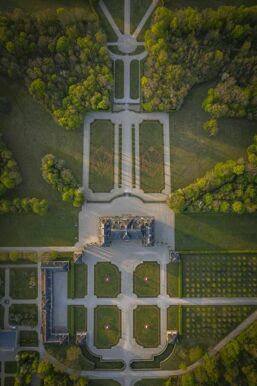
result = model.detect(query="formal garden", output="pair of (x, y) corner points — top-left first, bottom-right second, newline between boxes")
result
(68, 263), (87, 298)
(134, 305), (160, 348)
(68, 305), (87, 337)
(94, 262), (121, 298)
(19, 330), (38, 347)
(133, 261), (160, 297)
(89, 120), (115, 192)
(9, 267), (38, 299)
(94, 305), (121, 349)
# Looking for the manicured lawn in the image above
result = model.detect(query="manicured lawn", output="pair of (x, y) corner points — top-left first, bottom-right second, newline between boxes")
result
(104, 0), (124, 33)
(68, 305), (87, 336)
(4, 377), (15, 386)
(130, 0), (151, 34)
(9, 268), (37, 299)
(139, 120), (164, 193)
(135, 380), (167, 386)
(68, 264), (87, 298)
(0, 0), (90, 12)
(170, 81), (257, 191)
(89, 381), (121, 386)
(9, 304), (38, 327)
(133, 262), (160, 297)
(182, 305), (257, 348)
(19, 330), (38, 347)
(176, 213), (257, 250)
(0, 252), (37, 264)
(164, 0), (257, 10)
(134, 305), (160, 348)
(4, 361), (17, 374)
(0, 305), (4, 328)
(115, 60), (124, 99)
(130, 60), (140, 100)
(0, 269), (5, 298)
(167, 262), (180, 297)
(0, 78), (82, 246)
(94, 306), (121, 349)
(183, 254), (257, 297)
(89, 120), (114, 192)
(94, 262), (121, 298)
(167, 306), (180, 332)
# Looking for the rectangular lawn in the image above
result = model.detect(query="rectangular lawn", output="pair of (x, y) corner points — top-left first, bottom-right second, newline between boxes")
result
(89, 120), (114, 192)
(9, 304), (38, 327)
(167, 262), (181, 297)
(19, 330), (38, 347)
(130, 60), (140, 100)
(115, 60), (124, 99)
(134, 305), (160, 348)
(133, 262), (160, 297)
(4, 361), (17, 374)
(0, 268), (5, 298)
(10, 268), (38, 299)
(94, 306), (121, 349)
(94, 262), (121, 298)
(139, 120), (164, 193)
(68, 305), (87, 336)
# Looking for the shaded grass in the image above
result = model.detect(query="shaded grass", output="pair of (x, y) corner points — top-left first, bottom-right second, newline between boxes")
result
(104, 0), (124, 33)
(0, 269), (5, 298)
(133, 262), (160, 297)
(0, 0), (90, 12)
(139, 120), (164, 193)
(9, 268), (37, 299)
(94, 262), (121, 298)
(19, 330), (38, 347)
(130, 0), (152, 35)
(130, 60), (140, 100)
(0, 252), (37, 264)
(68, 264), (87, 298)
(176, 213), (257, 250)
(134, 305), (160, 348)
(0, 77), (82, 246)
(94, 306), (121, 349)
(134, 380), (167, 386)
(68, 305), (87, 336)
(4, 377), (15, 386)
(45, 343), (94, 371)
(164, 0), (257, 10)
(115, 60), (124, 99)
(9, 304), (38, 327)
(183, 254), (257, 297)
(89, 381), (121, 386)
(89, 120), (114, 192)
(0, 305), (4, 328)
(167, 306), (180, 331)
(4, 362), (17, 374)
(167, 262), (179, 297)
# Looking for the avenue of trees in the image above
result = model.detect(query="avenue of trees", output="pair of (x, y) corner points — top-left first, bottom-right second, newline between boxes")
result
(14, 352), (88, 386)
(0, 6), (112, 130)
(41, 154), (84, 207)
(169, 136), (257, 214)
(142, 5), (257, 121)
(0, 134), (48, 215)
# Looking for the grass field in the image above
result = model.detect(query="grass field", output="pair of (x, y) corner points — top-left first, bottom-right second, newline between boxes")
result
(68, 305), (87, 336)
(0, 0), (90, 12)
(139, 120), (164, 193)
(4, 377), (15, 386)
(115, 60), (124, 99)
(9, 304), (38, 327)
(167, 306), (180, 332)
(89, 381), (121, 386)
(0, 269), (5, 298)
(130, 0), (151, 34)
(176, 213), (257, 250)
(0, 305), (4, 328)
(94, 262), (121, 298)
(134, 305), (160, 348)
(4, 362), (17, 374)
(94, 306), (121, 349)
(135, 380), (167, 386)
(68, 264), (87, 298)
(104, 0), (124, 33)
(130, 60), (140, 100)
(133, 262), (160, 297)
(0, 77), (82, 246)
(167, 262), (180, 297)
(9, 268), (37, 299)
(19, 330), (38, 347)
(164, 0), (257, 10)
(89, 120), (114, 192)
(183, 254), (257, 297)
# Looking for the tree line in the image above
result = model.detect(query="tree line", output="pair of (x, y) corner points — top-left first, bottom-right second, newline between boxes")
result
(0, 5), (112, 130)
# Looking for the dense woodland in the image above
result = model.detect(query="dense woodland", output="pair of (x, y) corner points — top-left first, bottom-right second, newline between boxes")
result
(142, 5), (257, 135)
(169, 135), (257, 213)
(0, 5), (112, 130)
(0, 134), (48, 215)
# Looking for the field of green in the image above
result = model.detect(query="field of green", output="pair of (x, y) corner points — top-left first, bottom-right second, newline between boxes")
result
(167, 306), (180, 332)
(68, 264), (87, 299)
(9, 268), (37, 299)
(0, 0), (90, 12)
(94, 262), (121, 298)
(104, 0), (124, 33)
(19, 330), (38, 347)
(139, 120), (164, 193)
(94, 306), (121, 349)
(183, 254), (257, 297)
(130, 0), (151, 34)
(9, 304), (38, 327)
(68, 305), (87, 336)
(0, 77), (82, 246)
(4, 361), (17, 374)
(115, 60), (124, 99)
(164, 0), (257, 10)
(0, 269), (5, 298)
(89, 120), (114, 192)
(134, 305), (160, 348)
(0, 305), (4, 328)
(130, 60), (140, 100)
(4, 378), (15, 386)
(133, 262), (160, 297)
(167, 262), (180, 297)
(89, 381), (121, 386)
(134, 380), (167, 386)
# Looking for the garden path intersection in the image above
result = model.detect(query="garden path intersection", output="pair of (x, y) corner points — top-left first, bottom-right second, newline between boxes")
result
(0, 2), (257, 386)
